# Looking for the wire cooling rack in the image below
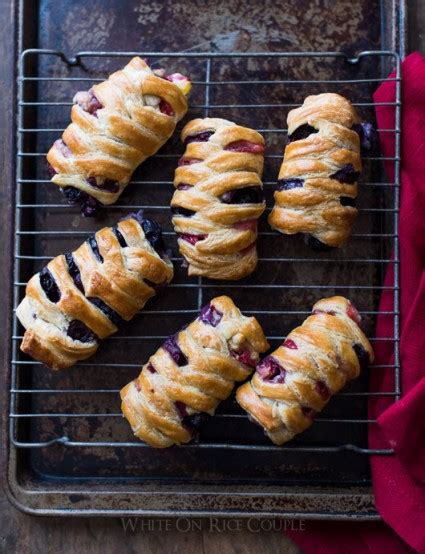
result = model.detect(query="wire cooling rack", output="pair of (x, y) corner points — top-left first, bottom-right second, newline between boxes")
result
(10, 49), (401, 487)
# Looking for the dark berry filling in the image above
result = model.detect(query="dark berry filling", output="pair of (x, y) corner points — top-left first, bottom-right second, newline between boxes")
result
(67, 319), (97, 343)
(39, 267), (61, 303)
(47, 162), (57, 177)
(330, 163), (360, 184)
(352, 121), (377, 152)
(219, 186), (264, 204)
(305, 235), (335, 252)
(61, 186), (100, 217)
(287, 124), (318, 143)
(257, 356), (286, 383)
(75, 88), (103, 116)
(277, 178), (304, 191)
(353, 343), (370, 370)
(88, 297), (124, 327)
(199, 303), (223, 327)
(315, 380), (330, 399)
(159, 99), (174, 116)
(122, 212), (168, 259)
(113, 227), (128, 247)
(163, 335), (188, 366)
(224, 140), (265, 154)
(302, 407), (317, 420)
(178, 157), (202, 167)
(175, 401), (209, 433)
(178, 233), (208, 245)
(184, 131), (214, 145)
(87, 236), (104, 263)
(146, 363), (157, 374)
(171, 206), (196, 217)
(86, 177), (120, 193)
(283, 338), (298, 349)
(65, 253), (84, 293)
(176, 183), (192, 190)
(230, 348), (256, 368)
(340, 196), (356, 207)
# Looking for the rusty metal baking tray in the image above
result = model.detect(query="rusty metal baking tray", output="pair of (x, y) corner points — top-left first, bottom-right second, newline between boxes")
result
(4, 0), (405, 518)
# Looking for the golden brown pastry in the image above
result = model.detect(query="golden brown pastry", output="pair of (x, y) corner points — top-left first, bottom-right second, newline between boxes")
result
(236, 296), (374, 445)
(268, 93), (365, 249)
(171, 118), (266, 280)
(47, 57), (191, 215)
(120, 295), (269, 447)
(16, 213), (173, 370)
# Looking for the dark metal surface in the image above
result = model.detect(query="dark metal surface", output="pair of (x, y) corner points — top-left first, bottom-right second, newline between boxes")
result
(4, 0), (405, 518)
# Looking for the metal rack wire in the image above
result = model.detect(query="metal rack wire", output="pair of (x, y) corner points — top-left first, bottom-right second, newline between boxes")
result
(10, 49), (401, 469)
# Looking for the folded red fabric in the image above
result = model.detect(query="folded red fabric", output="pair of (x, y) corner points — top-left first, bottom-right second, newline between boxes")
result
(286, 52), (425, 553)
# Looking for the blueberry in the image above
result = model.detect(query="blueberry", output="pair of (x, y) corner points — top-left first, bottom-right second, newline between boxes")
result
(163, 335), (188, 366)
(65, 253), (84, 293)
(171, 207), (196, 217)
(340, 196), (356, 207)
(353, 343), (370, 370)
(88, 297), (124, 327)
(330, 164), (359, 184)
(277, 178), (304, 191)
(39, 267), (61, 303)
(113, 227), (127, 247)
(86, 236), (104, 263)
(199, 303), (223, 327)
(219, 186), (264, 204)
(257, 356), (286, 383)
(184, 131), (214, 145)
(86, 177), (119, 193)
(287, 124), (318, 143)
(67, 320), (97, 343)
(352, 121), (377, 153)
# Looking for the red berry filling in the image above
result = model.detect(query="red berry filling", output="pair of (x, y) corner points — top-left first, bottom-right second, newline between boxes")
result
(178, 157), (202, 167)
(315, 380), (330, 399)
(302, 407), (317, 420)
(233, 219), (257, 232)
(283, 338), (298, 350)
(257, 357), (286, 383)
(230, 348), (256, 368)
(346, 302), (361, 325)
(225, 140), (265, 154)
(199, 303), (223, 327)
(74, 88), (103, 116)
(178, 233), (208, 245)
(159, 99), (174, 116)
(146, 363), (157, 374)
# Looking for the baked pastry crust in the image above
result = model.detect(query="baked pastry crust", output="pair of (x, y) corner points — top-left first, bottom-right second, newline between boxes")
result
(268, 93), (362, 248)
(47, 57), (190, 211)
(16, 214), (173, 370)
(171, 118), (266, 280)
(120, 295), (269, 447)
(236, 296), (374, 445)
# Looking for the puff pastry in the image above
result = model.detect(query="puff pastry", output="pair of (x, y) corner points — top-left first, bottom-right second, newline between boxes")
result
(120, 295), (269, 447)
(171, 118), (266, 280)
(268, 93), (365, 249)
(16, 213), (173, 370)
(47, 57), (191, 215)
(236, 296), (374, 445)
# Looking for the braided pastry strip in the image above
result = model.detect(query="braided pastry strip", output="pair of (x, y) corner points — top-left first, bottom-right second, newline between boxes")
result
(236, 296), (374, 445)
(268, 93), (364, 248)
(171, 118), (266, 280)
(47, 57), (190, 214)
(16, 213), (173, 370)
(120, 295), (269, 447)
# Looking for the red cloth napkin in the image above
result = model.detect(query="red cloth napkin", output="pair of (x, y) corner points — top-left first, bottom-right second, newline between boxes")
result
(287, 52), (425, 553)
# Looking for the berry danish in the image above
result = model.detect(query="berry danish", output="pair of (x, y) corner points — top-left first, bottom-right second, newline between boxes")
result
(16, 213), (173, 370)
(268, 93), (370, 249)
(171, 118), (266, 280)
(236, 296), (374, 445)
(47, 57), (191, 216)
(120, 295), (269, 447)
